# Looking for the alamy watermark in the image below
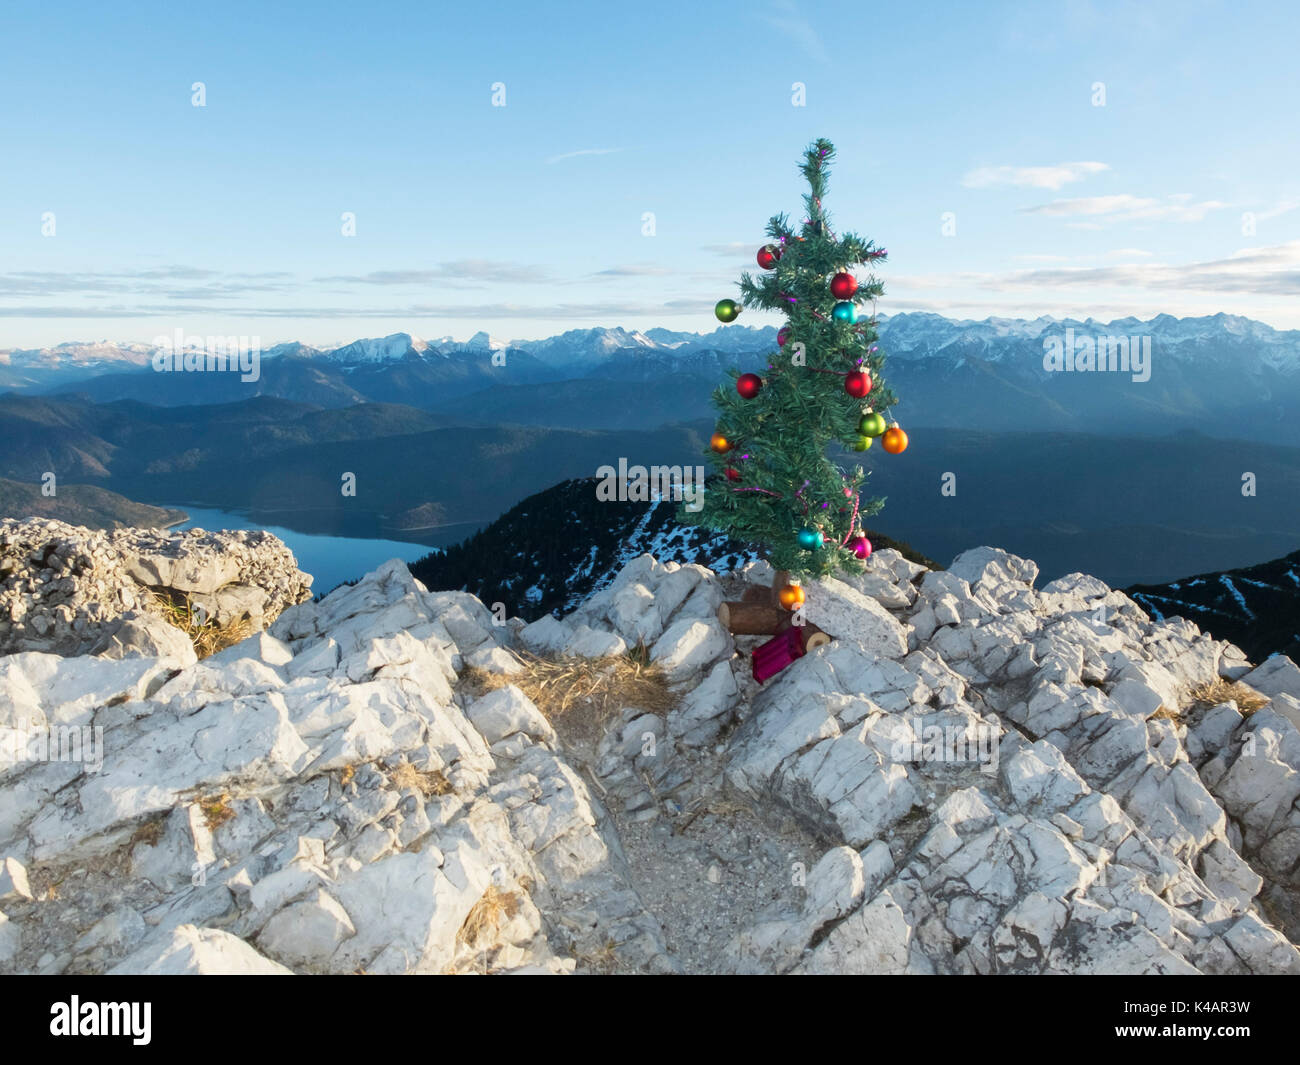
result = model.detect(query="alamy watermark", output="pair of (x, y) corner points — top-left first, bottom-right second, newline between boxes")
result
(1043, 327), (1150, 383)
(0, 723), (104, 773)
(151, 328), (261, 383)
(595, 459), (705, 512)
(891, 718), (1000, 776)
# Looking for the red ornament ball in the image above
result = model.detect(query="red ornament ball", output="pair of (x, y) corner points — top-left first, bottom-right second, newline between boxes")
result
(830, 272), (858, 299)
(777, 326), (791, 347)
(724, 466), (741, 482)
(757, 244), (782, 270)
(849, 534), (872, 560)
(844, 371), (872, 398)
(736, 373), (763, 399)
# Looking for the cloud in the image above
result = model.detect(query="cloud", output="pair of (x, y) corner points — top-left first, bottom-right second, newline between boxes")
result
(1105, 248), (1154, 258)
(701, 243), (753, 256)
(889, 240), (1300, 298)
(589, 265), (676, 277)
(1256, 199), (1300, 221)
(1022, 193), (1230, 223)
(0, 268), (291, 299)
(314, 261), (553, 285)
(963, 161), (1109, 190)
(544, 147), (625, 165)
(758, 0), (830, 65)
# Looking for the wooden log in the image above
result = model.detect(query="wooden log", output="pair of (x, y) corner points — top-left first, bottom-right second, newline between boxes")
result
(800, 624), (832, 651)
(717, 600), (785, 635)
(741, 585), (774, 605)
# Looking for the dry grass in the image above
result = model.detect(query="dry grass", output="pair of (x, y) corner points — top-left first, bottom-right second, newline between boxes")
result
(199, 793), (236, 831)
(149, 590), (253, 659)
(457, 885), (522, 950)
(386, 761), (453, 797)
(128, 813), (168, 849)
(1185, 679), (1269, 714)
(1149, 705), (1183, 723)
(575, 938), (620, 974)
(463, 648), (674, 750)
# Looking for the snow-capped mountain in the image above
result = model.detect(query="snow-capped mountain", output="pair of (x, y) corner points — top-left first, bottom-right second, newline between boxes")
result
(511, 326), (656, 368)
(322, 332), (431, 363)
(10, 312), (1300, 444)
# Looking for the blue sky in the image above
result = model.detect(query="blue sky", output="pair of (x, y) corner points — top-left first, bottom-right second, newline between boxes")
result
(2, 0), (1298, 347)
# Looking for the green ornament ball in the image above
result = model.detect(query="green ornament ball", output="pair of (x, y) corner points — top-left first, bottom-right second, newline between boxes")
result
(832, 301), (857, 324)
(797, 527), (825, 550)
(852, 434), (873, 451)
(858, 412), (887, 437)
(715, 299), (741, 323)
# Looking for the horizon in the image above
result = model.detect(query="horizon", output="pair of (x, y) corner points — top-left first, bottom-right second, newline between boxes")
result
(3, 0), (1299, 347)
(8, 307), (1297, 356)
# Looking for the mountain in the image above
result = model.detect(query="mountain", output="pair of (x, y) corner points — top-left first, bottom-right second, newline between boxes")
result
(12, 312), (1299, 443)
(1128, 550), (1300, 663)
(5, 521), (1299, 974)
(406, 477), (927, 621)
(0, 477), (185, 530)
(2, 389), (1297, 588)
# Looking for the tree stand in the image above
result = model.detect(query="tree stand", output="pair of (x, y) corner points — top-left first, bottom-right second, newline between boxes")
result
(717, 570), (832, 684)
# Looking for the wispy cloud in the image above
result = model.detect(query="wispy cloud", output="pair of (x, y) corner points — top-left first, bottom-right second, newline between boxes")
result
(0, 268), (291, 299)
(589, 265), (676, 277)
(758, 0), (829, 65)
(544, 147), (625, 165)
(963, 161), (1110, 190)
(1022, 193), (1230, 223)
(890, 240), (1300, 297)
(701, 242), (752, 256)
(314, 261), (553, 285)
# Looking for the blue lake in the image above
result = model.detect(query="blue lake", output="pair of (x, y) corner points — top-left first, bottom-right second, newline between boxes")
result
(165, 506), (439, 597)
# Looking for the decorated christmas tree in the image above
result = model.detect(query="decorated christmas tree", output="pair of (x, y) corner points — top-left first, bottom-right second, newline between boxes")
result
(681, 139), (909, 608)
(677, 138), (911, 681)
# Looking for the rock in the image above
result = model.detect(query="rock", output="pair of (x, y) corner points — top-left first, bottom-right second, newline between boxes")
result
(0, 858), (32, 903)
(109, 925), (293, 975)
(0, 518), (311, 658)
(564, 624), (628, 659)
(1241, 656), (1300, 701)
(463, 686), (556, 747)
(5, 542), (1300, 977)
(948, 546), (1039, 591)
(256, 890), (356, 969)
(518, 615), (572, 655)
(802, 577), (908, 659)
(650, 618), (731, 682)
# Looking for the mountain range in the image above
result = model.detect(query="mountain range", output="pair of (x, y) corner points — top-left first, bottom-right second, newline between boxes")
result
(6, 312), (1299, 443)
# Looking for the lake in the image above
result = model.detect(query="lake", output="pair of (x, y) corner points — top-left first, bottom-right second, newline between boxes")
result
(165, 505), (439, 596)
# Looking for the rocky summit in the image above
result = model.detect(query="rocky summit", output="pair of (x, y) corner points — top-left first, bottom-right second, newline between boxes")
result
(0, 518), (312, 665)
(0, 532), (1298, 975)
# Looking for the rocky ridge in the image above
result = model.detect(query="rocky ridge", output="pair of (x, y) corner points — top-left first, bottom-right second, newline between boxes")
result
(0, 518), (312, 663)
(0, 535), (1298, 975)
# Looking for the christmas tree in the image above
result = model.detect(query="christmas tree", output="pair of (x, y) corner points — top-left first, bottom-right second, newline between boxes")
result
(680, 138), (908, 588)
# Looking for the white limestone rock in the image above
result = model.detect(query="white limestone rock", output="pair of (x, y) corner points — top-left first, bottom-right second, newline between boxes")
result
(109, 925), (293, 975)
(1241, 655), (1300, 702)
(650, 617), (732, 683)
(464, 686), (556, 747)
(802, 577), (908, 659)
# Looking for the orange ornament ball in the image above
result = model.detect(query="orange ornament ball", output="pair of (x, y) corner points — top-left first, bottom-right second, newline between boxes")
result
(778, 582), (805, 610)
(882, 426), (909, 454)
(710, 432), (732, 453)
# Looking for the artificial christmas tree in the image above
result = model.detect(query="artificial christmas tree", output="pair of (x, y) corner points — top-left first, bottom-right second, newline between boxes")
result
(679, 138), (908, 681)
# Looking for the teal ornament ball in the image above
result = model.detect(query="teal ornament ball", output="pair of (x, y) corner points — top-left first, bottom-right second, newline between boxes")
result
(797, 527), (825, 550)
(832, 301), (857, 324)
